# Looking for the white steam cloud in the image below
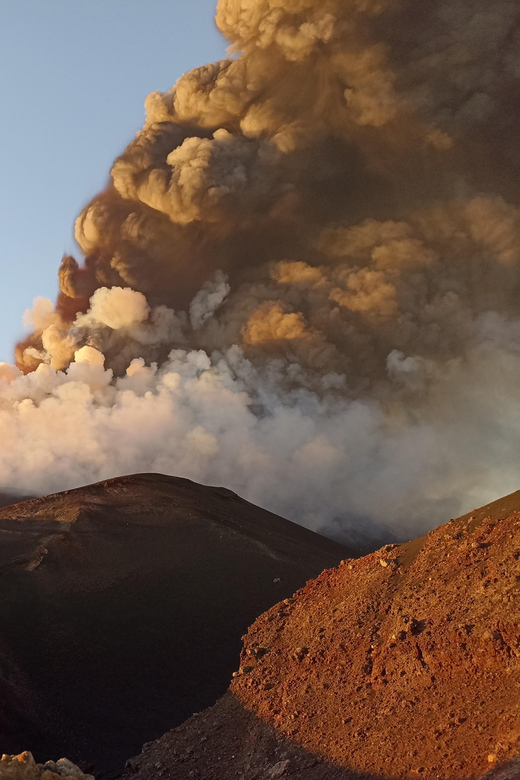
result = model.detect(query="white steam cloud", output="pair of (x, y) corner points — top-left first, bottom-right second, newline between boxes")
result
(4, 0), (520, 545)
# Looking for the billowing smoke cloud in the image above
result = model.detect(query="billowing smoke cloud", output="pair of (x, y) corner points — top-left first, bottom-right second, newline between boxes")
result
(3, 0), (520, 544)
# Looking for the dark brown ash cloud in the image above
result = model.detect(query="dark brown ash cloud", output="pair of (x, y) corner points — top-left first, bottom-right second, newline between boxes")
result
(2, 0), (520, 543)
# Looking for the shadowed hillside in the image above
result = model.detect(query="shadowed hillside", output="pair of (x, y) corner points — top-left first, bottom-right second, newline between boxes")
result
(0, 493), (34, 509)
(0, 473), (348, 775)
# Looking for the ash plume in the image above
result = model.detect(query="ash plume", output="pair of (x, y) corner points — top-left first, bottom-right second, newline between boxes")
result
(3, 0), (520, 543)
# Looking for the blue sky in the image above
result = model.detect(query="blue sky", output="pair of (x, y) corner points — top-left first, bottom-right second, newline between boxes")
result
(0, 0), (227, 363)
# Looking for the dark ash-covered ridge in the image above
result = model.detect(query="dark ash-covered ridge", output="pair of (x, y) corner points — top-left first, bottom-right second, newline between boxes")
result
(0, 473), (349, 776)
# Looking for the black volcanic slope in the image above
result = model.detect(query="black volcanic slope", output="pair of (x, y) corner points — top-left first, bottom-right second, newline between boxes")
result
(0, 492), (34, 509)
(0, 473), (348, 775)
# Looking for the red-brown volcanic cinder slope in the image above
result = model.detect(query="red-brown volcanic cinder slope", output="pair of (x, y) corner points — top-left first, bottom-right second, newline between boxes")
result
(226, 491), (520, 779)
(120, 492), (520, 780)
(0, 473), (349, 776)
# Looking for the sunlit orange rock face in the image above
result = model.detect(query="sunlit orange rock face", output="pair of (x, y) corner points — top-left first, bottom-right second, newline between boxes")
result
(230, 491), (520, 780)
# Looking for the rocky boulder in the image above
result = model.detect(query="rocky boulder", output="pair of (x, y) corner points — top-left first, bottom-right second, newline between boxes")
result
(0, 752), (93, 780)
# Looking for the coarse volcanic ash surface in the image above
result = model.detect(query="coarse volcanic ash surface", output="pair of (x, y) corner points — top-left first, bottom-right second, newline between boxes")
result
(123, 491), (520, 780)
